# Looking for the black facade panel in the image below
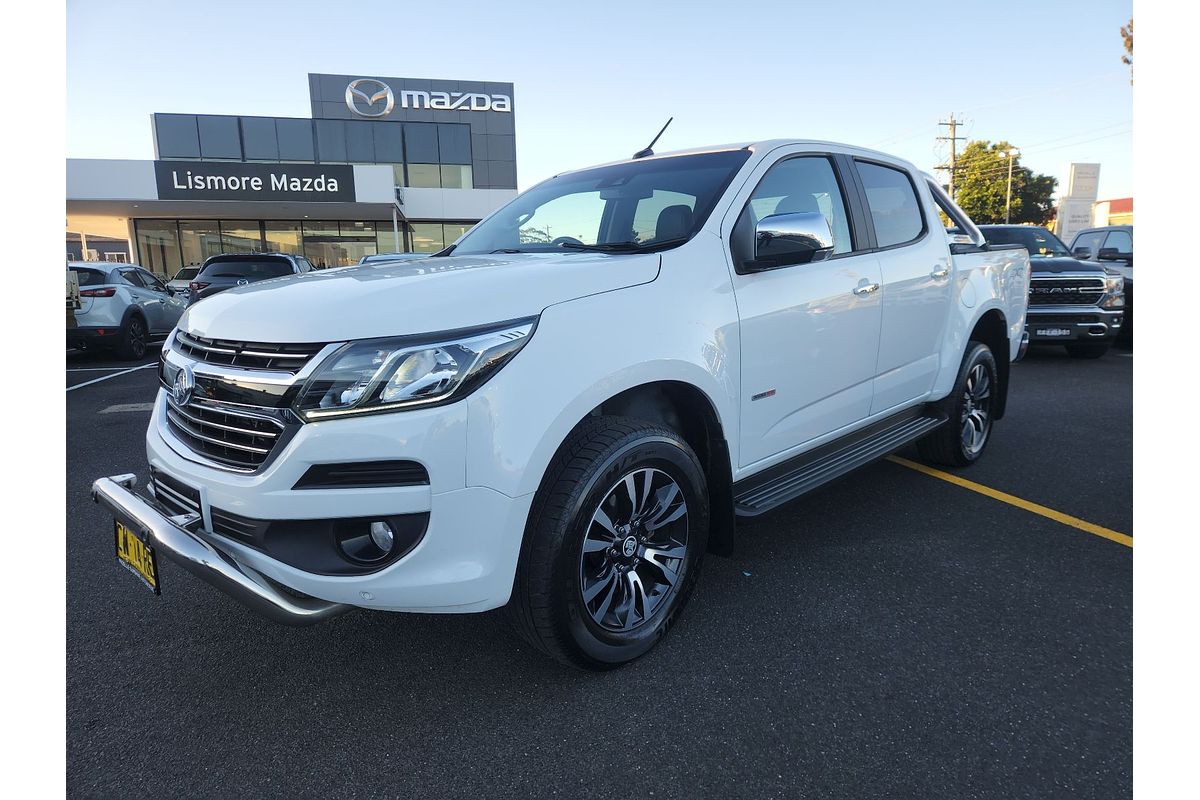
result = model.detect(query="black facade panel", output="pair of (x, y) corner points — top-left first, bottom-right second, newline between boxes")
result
(437, 124), (472, 164)
(276, 118), (315, 161)
(487, 135), (516, 162)
(345, 121), (375, 163)
(404, 123), (439, 163)
(154, 114), (201, 159)
(197, 115), (242, 159)
(489, 161), (517, 189)
(241, 118), (279, 161)
(315, 120), (347, 162)
(372, 123), (404, 163)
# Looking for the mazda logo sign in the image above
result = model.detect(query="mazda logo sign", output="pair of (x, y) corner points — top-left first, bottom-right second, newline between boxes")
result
(345, 78), (394, 118)
(172, 364), (195, 407)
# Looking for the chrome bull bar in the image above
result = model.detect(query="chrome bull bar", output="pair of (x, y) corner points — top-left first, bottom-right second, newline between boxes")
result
(91, 474), (349, 626)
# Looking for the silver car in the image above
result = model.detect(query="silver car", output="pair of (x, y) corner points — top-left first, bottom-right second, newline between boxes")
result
(66, 262), (187, 360)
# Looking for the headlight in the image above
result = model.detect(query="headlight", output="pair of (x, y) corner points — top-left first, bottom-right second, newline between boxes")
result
(1103, 274), (1125, 308)
(293, 317), (536, 421)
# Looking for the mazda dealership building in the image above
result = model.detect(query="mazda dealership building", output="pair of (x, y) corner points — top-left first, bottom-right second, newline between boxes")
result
(66, 73), (518, 273)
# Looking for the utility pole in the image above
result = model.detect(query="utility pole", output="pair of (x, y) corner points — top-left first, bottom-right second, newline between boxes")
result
(936, 115), (965, 199)
(1000, 148), (1020, 224)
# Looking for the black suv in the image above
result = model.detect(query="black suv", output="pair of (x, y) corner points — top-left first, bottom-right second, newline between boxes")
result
(979, 225), (1125, 359)
(1069, 225), (1133, 341)
(187, 253), (313, 305)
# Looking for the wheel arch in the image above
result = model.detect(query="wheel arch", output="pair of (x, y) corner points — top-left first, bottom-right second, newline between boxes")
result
(587, 381), (736, 555)
(968, 307), (1010, 420)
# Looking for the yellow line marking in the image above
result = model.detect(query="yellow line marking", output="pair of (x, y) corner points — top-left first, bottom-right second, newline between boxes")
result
(886, 455), (1132, 548)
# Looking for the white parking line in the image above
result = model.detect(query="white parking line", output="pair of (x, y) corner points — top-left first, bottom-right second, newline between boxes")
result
(66, 363), (157, 392)
(67, 365), (156, 372)
(99, 403), (156, 414)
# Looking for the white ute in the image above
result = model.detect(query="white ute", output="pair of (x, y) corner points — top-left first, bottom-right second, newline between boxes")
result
(94, 141), (1030, 669)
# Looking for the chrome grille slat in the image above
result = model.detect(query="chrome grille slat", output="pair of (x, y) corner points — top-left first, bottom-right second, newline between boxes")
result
(152, 480), (200, 513)
(174, 331), (326, 373)
(169, 403), (280, 439)
(166, 408), (273, 455)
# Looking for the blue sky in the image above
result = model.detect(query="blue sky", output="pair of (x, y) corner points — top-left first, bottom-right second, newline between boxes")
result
(67, 0), (1132, 199)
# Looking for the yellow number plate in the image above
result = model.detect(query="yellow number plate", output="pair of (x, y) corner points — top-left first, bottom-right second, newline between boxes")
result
(115, 521), (160, 594)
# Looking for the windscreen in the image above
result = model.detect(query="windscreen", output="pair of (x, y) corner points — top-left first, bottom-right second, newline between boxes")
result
(981, 227), (1071, 257)
(198, 259), (293, 280)
(72, 268), (108, 286)
(447, 150), (752, 256)
(174, 267), (200, 281)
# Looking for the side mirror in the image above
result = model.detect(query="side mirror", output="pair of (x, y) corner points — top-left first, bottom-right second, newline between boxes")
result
(748, 211), (834, 271)
(1073, 246), (1093, 259)
(1097, 247), (1129, 262)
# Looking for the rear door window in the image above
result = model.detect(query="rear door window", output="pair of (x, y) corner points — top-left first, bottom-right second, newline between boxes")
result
(119, 269), (148, 287)
(199, 259), (294, 280)
(855, 161), (925, 248)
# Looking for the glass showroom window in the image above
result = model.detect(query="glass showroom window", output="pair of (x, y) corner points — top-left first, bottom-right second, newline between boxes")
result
(220, 221), (265, 253)
(407, 164), (442, 188)
(440, 165), (473, 189)
(443, 222), (474, 246)
(409, 223), (445, 253)
(179, 220), (222, 267)
(376, 226), (405, 253)
(264, 221), (302, 254)
(135, 220), (182, 277)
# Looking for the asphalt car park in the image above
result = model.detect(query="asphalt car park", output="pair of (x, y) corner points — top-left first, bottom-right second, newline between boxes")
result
(66, 342), (1132, 799)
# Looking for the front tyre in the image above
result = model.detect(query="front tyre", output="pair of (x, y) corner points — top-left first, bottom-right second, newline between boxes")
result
(507, 417), (709, 670)
(917, 341), (998, 467)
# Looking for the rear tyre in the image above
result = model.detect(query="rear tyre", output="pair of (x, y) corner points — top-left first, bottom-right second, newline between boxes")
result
(506, 416), (709, 670)
(117, 315), (148, 361)
(1066, 343), (1109, 359)
(917, 341), (997, 467)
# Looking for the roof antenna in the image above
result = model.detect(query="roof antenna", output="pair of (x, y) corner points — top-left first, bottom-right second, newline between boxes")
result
(633, 117), (673, 159)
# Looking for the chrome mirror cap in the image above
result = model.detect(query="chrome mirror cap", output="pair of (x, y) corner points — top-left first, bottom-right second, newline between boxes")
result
(750, 211), (835, 271)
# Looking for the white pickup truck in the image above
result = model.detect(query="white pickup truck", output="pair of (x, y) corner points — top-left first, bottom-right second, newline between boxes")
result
(93, 140), (1030, 669)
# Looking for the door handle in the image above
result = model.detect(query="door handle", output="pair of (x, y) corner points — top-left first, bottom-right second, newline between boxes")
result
(931, 266), (951, 280)
(852, 282), (880, 296)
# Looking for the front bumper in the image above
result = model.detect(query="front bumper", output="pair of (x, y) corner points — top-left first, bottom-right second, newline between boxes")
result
(92, 474), (348, 625)
(101, 389), (535, 621)
(1025, 306), (1123, 344)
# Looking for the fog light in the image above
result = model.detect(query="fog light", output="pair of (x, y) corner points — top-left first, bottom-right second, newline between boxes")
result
(369, 521), (395, 553)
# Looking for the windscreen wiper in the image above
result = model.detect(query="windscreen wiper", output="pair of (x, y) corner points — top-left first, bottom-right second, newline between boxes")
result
(556, 237), (689, 253)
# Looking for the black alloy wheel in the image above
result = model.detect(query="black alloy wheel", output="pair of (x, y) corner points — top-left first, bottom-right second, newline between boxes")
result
(119, 316), (148, 361)
(578, 467), (690, 633)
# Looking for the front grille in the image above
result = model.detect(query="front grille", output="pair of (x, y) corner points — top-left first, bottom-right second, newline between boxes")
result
(149, 468), (201, 517)
(1028, 277), (1105, 306)
(166, 399), (286, 471)
(174, 331), (326, 373)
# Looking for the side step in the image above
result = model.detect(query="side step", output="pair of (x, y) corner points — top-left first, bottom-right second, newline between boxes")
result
(733, 410), (947, 517)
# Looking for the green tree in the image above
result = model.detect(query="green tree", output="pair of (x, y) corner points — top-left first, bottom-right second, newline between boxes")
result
(953, 140), (1058, 225)
(1121, 18), (1133, 83)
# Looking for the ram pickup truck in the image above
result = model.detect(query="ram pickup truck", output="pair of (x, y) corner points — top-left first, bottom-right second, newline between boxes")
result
(979, 225), (1123, 358)
(92, 141), (1030, 669)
